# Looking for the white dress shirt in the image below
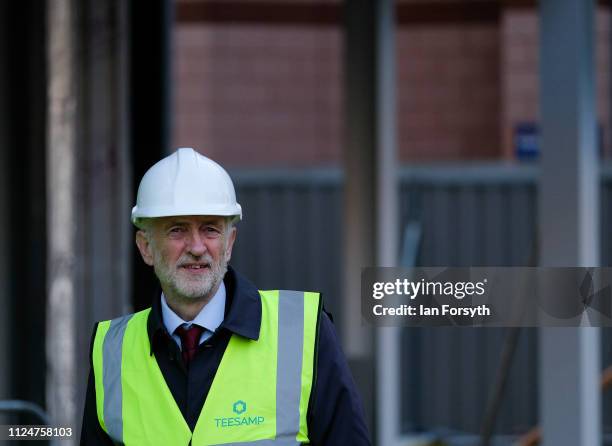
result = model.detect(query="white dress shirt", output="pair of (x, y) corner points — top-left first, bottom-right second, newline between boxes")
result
(161, 281), (226, 349)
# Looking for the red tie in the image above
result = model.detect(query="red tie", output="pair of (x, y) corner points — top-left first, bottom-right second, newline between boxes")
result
(175, 324), (205, 367)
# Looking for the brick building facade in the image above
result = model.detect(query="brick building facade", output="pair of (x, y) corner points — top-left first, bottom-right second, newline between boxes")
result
(172, 1), (612, 165)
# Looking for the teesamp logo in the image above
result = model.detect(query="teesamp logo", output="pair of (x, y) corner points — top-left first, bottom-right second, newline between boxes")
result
(233, 400), (247, 415)
(215, 401), (265, 428)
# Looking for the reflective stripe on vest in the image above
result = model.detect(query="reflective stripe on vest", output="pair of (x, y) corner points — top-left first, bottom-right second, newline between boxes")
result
(92, 290), (320, 446)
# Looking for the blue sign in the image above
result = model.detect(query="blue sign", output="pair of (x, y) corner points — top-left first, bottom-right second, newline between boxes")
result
(514, 122), (539, 161)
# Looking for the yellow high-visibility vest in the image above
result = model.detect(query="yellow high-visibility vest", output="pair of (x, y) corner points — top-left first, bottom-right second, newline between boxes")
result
(92, 290), (320, 446)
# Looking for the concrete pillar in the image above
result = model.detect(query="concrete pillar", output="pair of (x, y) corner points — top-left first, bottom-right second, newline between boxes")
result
(373, 0), (400, 445)
(343, 0), (375, 359)
(47, 0), (78, 433)
(343, 2), (376, 433)
(344, 0), (399, 440)
(539, 0), (601, 444)
(47, 0), (132, 437)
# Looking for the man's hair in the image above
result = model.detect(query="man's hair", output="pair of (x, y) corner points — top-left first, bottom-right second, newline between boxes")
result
(225, 215), (240, 229)
(133, 217), (151, 231)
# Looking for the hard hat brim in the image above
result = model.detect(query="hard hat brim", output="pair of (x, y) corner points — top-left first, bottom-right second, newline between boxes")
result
(131, 204), (242, 224)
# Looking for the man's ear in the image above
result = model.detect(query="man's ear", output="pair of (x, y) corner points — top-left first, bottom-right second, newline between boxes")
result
(224, 227), (237, 262)
(135, 230), (155, 266)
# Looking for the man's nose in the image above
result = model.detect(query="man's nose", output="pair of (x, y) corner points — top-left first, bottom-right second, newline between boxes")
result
(187, 230), (207, 256)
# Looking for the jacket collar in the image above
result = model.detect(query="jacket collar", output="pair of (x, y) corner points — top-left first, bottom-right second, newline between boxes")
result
(147, 265), (262, 355)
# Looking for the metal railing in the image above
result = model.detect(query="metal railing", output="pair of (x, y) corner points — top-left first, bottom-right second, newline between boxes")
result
(0, 400), (50, 425)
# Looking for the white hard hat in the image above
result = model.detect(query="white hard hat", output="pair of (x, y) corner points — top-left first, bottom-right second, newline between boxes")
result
(131, 147), (242, 224)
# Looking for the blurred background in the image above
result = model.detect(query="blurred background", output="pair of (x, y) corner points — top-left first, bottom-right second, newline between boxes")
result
(0, 0), (609, 445)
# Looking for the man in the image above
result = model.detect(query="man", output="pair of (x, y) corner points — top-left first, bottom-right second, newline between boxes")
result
(81, 148), (371, 445)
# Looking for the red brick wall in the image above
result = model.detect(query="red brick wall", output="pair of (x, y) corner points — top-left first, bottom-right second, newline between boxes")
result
(172, 5), (611, 165)
(172, 24), (343, 167)
(397, 23), (501, 161)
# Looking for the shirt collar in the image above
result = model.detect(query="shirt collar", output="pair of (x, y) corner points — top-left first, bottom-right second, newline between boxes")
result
(147, 266), (261, 354)
(160, 281), (226, 335)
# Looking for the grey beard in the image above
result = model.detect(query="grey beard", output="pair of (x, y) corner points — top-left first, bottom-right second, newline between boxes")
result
(155, 254), (228, 303)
